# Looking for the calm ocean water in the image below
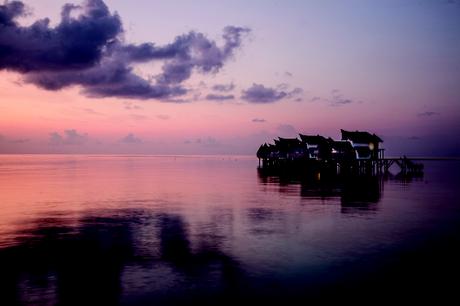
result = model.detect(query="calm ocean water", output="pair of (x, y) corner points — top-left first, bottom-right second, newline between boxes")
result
(1, 155), (459, 305)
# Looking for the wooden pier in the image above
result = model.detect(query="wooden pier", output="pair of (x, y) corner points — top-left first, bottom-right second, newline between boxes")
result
(258, 157), (424, 176)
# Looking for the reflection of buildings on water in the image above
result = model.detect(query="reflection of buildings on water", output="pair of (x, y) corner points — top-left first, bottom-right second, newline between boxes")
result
(0, 210), (244, 306)
(257, 168), (384, 213)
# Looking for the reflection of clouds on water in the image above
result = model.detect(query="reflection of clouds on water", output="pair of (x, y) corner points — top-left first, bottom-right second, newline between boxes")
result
(0, 210), (244, 306)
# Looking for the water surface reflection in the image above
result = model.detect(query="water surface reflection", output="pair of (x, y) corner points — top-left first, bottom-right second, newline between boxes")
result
(0, 156), (459, 305)
(0, 210), (245, 305)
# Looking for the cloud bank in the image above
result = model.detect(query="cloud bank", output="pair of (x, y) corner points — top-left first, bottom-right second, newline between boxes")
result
(0, 0), (250, 100)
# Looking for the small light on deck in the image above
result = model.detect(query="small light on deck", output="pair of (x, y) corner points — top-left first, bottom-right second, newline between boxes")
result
(316, 172), (321, 180)
(369, 143), (375, 150)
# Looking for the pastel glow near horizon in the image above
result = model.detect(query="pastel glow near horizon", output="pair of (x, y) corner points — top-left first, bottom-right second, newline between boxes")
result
(1, 0), (459, 155)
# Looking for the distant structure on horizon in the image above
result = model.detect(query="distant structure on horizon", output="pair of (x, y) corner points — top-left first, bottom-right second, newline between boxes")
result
(257, 129), (422, 176)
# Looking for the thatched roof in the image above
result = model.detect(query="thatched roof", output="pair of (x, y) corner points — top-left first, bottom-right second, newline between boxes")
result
(299, 134), (329, 145)
(341, 129), (383, 143)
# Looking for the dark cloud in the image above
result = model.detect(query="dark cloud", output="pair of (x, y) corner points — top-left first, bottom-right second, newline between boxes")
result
(252, 118), (266, 123)
(49, 129), (88, 145)
(211, 83), (235, 92)
(408, 136), (421, 140)
(285, 71), (293, 77)
(418, 111), (440, 117)
(241, 83), (288, 103)
(120, 133), (142, 144)
(0, 0), (122, 72)
(0, 1), (250, 100)
(205, 93), (234, 101)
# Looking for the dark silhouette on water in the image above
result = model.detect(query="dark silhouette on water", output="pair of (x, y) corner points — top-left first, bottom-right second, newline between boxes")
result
(257, 167), (383, 212)
(257, 129), (424, 176)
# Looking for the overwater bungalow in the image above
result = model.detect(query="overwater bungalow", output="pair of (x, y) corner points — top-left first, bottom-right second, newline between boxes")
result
(257, 129), (422, 176)
(299, 134), (332, 160)
(341, 129), (384, 160)
(274, 137), (303, 160)
(331, 140), (356, 161)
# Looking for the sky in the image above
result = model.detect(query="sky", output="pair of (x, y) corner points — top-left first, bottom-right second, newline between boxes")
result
(0, 0), (459, 156)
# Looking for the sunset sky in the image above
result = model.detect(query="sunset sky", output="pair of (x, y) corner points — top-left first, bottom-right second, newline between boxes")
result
(1, 0), (459, 155)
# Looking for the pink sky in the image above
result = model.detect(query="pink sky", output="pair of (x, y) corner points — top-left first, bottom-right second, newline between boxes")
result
(1, 0), (459, 156)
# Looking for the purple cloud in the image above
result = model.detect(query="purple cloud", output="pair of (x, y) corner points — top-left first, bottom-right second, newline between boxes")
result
(241, 83), (288, 103)
(0, 0), (122, 72)
(241, 83), (302, 103)
(120, 133), (142, 144)
(0, 1), (250, 101)
(212, 83), (235, 92)
(310, 96), (321, 102)
(252, 118), (266, 123)
(329, 89), (354, 106)
(418, 111), (440, 117)
(49, 129), (88, 145)
(123, 101), (142, 110)
(205, 93), (235, 101)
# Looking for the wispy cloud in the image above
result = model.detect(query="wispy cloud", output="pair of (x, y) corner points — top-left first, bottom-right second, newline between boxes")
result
(252, 118), (266, 123)
(211, 83), (235, 92)
(123, 101), (143, 110)
(205, 94), (235, 101)
(328, 89), (355, 106)
(184, 137), (220, 147)
(130, 114), (149, 121)
(310, 96), (321, 102)
(120, 133), (143, 144)
(418, 111), (440, 117)
(0, 133), (29, 144)
(156, 114), (170, 120)
(82, 108), (103, 115)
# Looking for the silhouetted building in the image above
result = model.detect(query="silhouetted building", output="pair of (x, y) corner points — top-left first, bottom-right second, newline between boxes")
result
(274, 137), (303, 160)
(299, 134), (332, 160)
(340, 129), (383, 160)
(331, 140), (356, 161)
